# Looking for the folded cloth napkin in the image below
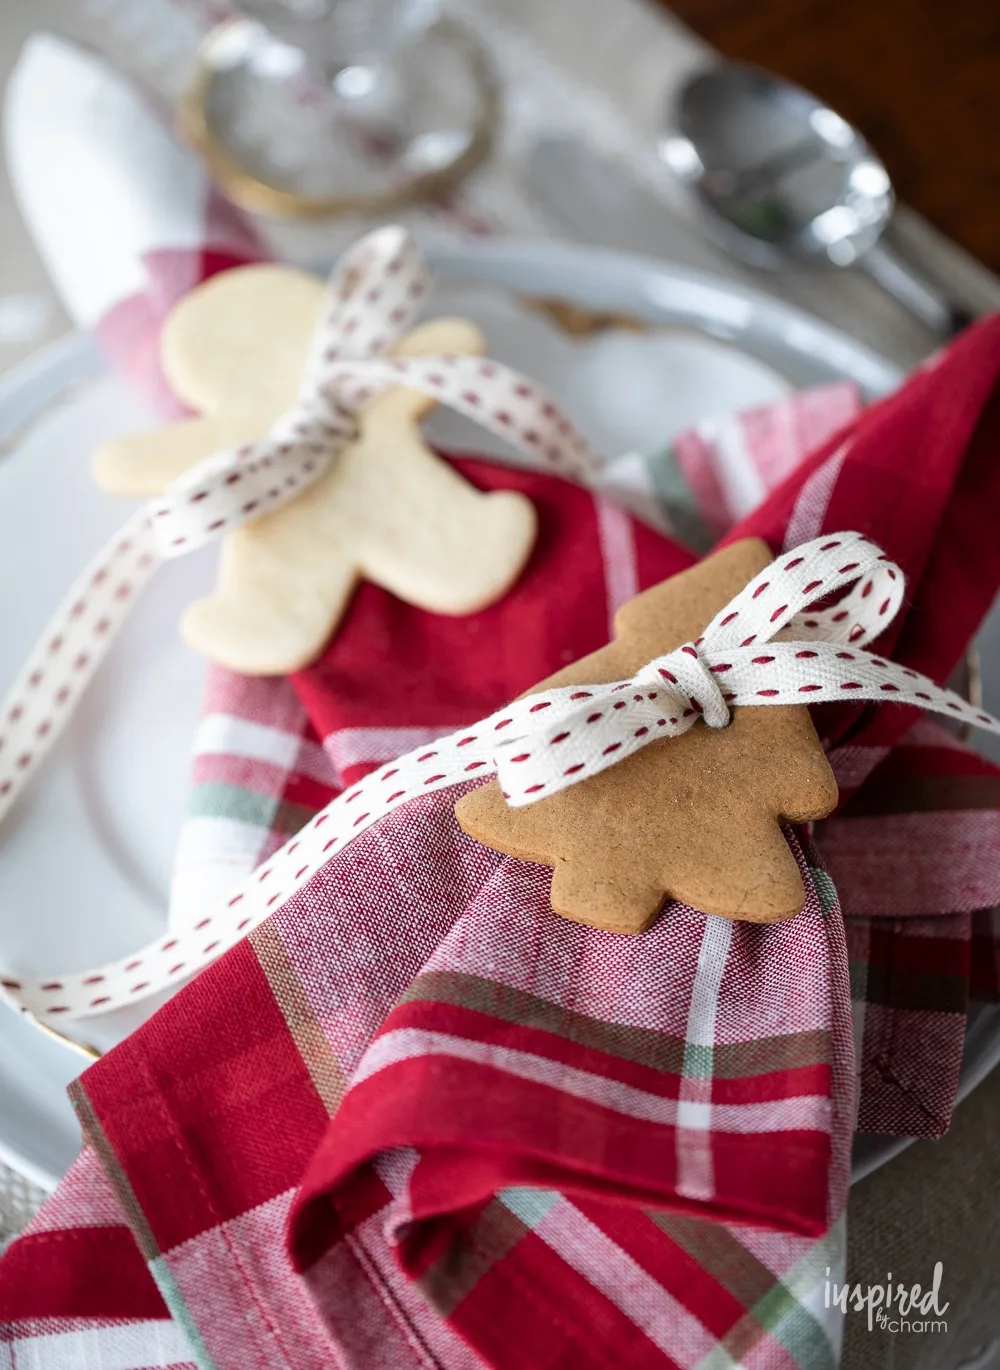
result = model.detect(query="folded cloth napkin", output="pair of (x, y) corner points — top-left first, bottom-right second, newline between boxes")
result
(4, 33), (264, 417)
(176, 353), (1000, 1146)
(0, 438), (857, 1367)
(5, 37), (1000, 1370)
(9, 326), (1000, 1370)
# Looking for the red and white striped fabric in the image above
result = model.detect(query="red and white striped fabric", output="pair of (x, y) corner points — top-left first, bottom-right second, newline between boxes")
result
(672, 382), (862, 538)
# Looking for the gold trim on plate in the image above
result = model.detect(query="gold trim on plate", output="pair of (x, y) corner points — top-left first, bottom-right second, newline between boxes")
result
(32, 1017), (101, 1062)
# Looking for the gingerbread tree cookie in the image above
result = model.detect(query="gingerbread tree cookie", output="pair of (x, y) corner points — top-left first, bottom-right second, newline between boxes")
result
(455, 539), (839, 930)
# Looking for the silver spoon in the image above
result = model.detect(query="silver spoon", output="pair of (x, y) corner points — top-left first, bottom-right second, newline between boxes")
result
(662, 62), (972, 338)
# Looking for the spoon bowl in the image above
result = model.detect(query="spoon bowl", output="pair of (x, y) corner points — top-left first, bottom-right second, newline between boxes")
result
(663, 63), (968, 337)
(663, 64), (893, 269)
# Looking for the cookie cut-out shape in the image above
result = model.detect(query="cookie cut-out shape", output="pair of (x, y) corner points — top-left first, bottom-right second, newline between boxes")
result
(455, 539), (839, 931)
(94, 264), (537, 674)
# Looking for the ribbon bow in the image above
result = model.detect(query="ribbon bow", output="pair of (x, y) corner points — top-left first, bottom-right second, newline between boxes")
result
(148, 226), (596, 556)
(0, 226), (597, 835)
(7, 531), (1000, 1028)
(492, 531), (999, 804)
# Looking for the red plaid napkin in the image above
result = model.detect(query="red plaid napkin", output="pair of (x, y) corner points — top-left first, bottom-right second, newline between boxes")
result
(160, 348), (1000, 1151)
(267, 330), (1000, 1148)
(1, 824), (852, 1370)
(8, 325), (1000, 1368)
(2, 430), (863, 1367)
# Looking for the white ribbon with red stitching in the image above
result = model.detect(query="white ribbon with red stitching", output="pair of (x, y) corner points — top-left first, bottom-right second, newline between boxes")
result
(3, 530), (998, 1030)
(0, 225), (597, 836)
(0, 224), (596, 1037)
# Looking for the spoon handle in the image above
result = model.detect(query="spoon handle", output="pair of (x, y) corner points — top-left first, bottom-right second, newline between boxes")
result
(859, 240), (974, 339)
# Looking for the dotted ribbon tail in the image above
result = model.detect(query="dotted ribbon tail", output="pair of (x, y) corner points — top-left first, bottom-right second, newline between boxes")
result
(0, 225), (600, 1036)
(7, 517), (1000, 1028)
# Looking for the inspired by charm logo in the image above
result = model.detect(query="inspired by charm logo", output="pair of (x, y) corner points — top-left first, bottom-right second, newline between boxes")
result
(825, 1262), (950, 1333)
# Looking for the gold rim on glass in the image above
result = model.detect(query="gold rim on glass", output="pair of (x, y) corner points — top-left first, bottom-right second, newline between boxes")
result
(176, 17), (499, 221)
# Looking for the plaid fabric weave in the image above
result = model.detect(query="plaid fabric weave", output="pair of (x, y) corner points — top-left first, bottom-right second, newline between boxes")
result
(730, 317), (1000, 1141)
(47, 797), (850, 1370)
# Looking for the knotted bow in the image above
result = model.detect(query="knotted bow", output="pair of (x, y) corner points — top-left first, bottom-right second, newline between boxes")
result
(0, 226), (608, 1041)
(8, 530), (1000, 1027)
(149, 225), (596, 556)
(491, 531), (999, 804)
(0, 226), (597, 835)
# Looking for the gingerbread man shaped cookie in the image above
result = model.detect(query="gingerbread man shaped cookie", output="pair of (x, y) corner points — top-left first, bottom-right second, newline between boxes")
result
(456, 539), (839, 931)
(95, 264), (537, 675)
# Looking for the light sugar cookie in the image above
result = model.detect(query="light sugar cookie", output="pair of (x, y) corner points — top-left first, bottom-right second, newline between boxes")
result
(95, 264), (537, 675)
(455, 539), (839, 931)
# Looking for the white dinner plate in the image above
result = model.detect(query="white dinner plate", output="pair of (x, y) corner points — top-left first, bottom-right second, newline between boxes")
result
(0, 241), (994, 1193)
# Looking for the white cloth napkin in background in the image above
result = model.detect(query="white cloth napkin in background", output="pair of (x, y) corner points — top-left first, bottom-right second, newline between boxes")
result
(5, 33), (264, 414)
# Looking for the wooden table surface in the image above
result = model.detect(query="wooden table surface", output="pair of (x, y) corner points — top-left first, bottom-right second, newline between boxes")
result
(663, 0), (1000, 275)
